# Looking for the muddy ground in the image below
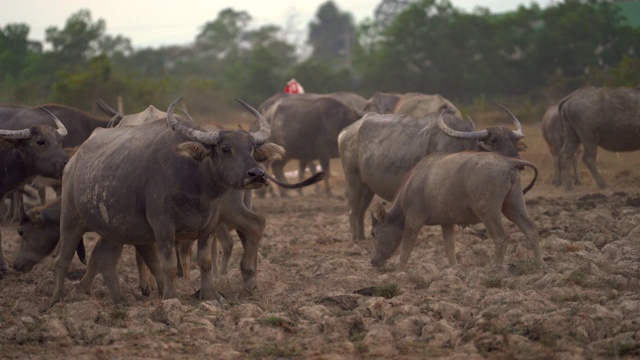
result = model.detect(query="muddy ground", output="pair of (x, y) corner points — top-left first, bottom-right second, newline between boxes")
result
(1, 128), (640, 359)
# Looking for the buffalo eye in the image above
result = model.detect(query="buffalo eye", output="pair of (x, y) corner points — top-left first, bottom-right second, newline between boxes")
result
(37, 139), (46, 145)
(17, 229), (24, 237)
(221, 146), (231, 154)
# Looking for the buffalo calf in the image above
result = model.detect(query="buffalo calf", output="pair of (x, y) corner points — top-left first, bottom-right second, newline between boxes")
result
(370, 152), (548, 271)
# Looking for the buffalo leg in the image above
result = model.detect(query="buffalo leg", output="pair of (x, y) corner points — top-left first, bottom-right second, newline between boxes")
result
(151, 226), (178, 300)
(50, 224), (86, 306)
(441, 225), (457, 266)
(135, 244), (164, 297)
(214, 225), (234, 275)
(270, 158), (290, 197)
(319, 157), (331, 196)
(196, 231), (221, 302)
(346, 182), (374, 241)
(580, 141), (606, 188)
(176, 239), (193, 280)
(135, 249), (153, 296)
(75, 237), (125, 304)
(552, 154), (561, 186)
(480, 211), (509, 266)
(235, 212), (266, 294)
(297, 161), (308, 196)
(502, 191), (548, 270)
(397, 219), (421, 271)
(558, 124), (582, 190)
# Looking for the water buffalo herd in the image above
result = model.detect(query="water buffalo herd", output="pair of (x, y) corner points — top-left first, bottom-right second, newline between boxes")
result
(1, 85), (638, 306)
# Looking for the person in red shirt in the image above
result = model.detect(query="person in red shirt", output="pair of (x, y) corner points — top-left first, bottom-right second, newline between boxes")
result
(284, 78), (305, 94)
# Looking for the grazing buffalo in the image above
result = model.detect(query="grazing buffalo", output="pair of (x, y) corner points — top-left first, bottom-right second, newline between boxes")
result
(393, 92), (462, 118)
(0, 108), (68, 273)
(541, 105), (581, 186)
(558, 86), (640, 189)
(49, 98), (279, 305)
(265, 95), (361, 195)
(339, 107), (528, 241)
(370, 151), (546, 271)
(13, 198), (86, 272)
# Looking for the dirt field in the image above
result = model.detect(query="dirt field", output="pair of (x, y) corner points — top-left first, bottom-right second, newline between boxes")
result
(1, 123), (640, 359)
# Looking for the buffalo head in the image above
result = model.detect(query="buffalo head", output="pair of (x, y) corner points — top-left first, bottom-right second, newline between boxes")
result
(438, 105), (527, 158)
(0, 107), (69, 179)
(167, 98), (284, 190)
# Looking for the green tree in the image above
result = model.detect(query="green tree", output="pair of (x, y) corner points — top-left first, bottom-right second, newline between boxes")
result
(45, 9), (106, 71)
(308, 1), (356, 69)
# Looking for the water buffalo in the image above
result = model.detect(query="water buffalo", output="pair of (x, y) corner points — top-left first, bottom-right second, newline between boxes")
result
(370, 151), (546, 271)
(0, 103), (113, 148)
(1, 104), (115, 218)
(49, 98), (279, 306)
(339, 107), (528, 241)
(558, 86), (640, 189)
(541, 105), (581, 186)
(265, 95), (361, 195)
(393, 92), (462, 118)
(13, 198), (86, 272)
(0, 108), (68, 273)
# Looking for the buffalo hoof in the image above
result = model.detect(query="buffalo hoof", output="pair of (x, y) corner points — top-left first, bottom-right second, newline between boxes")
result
(140, 285), (152, 297)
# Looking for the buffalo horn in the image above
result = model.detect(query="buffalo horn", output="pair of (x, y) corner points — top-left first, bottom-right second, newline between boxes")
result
(236, 99), (270, 145)
(498, 104), (525, 139)
(167, 97), (221, 145)
(39, 107), (68, 137)
(0, 127), (32, 139)
(437, 110), (488, 140)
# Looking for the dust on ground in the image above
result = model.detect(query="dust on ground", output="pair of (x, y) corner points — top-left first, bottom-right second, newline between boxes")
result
(1, 148), (640, 359)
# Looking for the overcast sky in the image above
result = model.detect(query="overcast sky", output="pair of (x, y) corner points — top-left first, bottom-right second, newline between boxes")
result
(1, 0), (542, 49)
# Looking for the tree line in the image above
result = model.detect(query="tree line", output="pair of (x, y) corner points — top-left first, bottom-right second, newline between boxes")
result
(0, 0), (638, 121)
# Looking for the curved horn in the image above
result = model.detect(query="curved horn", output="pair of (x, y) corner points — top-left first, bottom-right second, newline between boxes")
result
(167, 97), (221, 145)
(177, 107), (196, 123)
(437, 110), (487, 140)
(498, 104), (525, 139)
(236, 99), (270, 145)
(465, 114), (476, 129)
(39, 107), (68, 137)
(0, 127), (32, 139)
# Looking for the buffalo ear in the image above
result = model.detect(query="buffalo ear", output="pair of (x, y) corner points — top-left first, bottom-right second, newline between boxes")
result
(27, 209), (44, 227)
(176, 142), (210, 161)
(254, 143), (285, 162)
(516, 139), (528, 152)
(372, 202), (388, 225)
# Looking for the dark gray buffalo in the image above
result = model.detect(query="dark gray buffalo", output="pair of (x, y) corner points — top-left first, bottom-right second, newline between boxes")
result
(541, 104), (581, 186)
(1, 103), (115, 217)
(0, 108), (68, 272)
(0, 103), (113, 147)
(558, 86), (640, 189)
(14, 198), (86, 272)
(264, 95), (361, 195)
(339, 107), (528, 241)
(49, 98), (283, 306)
(370, 152), (547, 271)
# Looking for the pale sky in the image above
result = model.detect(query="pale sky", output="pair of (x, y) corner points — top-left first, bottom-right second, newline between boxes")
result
(0, 0), (542, 49)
